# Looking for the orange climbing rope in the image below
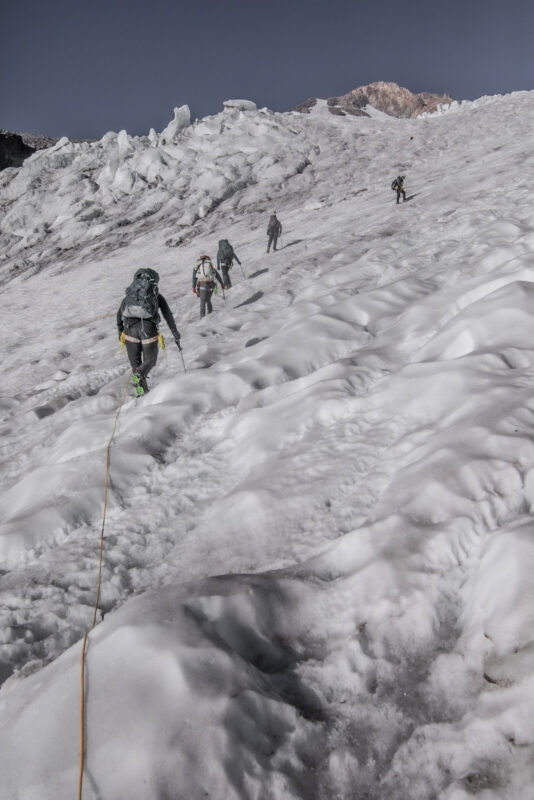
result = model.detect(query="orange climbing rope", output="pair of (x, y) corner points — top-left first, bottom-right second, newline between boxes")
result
(77, 374), (131, 800)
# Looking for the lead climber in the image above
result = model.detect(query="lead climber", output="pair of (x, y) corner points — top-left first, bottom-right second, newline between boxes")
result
(391, 175), (406, 204)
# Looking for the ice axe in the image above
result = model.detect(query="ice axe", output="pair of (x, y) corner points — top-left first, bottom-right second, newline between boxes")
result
(176, 341), (187, 373)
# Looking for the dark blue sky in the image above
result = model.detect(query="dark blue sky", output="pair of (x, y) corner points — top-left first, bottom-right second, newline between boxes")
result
(2, 0), (533, 138)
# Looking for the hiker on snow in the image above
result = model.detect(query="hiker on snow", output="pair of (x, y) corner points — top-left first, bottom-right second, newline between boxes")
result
(192, 255), (224, 318)
(216, 239), (241, 289)
(266, 213), (282, 253)
(117, 268), (181, 395)
(391, 175), (406, 204)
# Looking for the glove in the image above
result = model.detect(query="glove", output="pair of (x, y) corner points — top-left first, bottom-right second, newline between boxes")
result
(192, 287), (198, 295)
(174, 335), (182, 351)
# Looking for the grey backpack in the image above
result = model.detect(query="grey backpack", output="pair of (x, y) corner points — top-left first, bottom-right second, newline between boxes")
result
(121, 268), (160, 320)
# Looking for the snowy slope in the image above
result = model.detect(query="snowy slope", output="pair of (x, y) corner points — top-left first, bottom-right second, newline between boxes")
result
(2, 91), (534, 799)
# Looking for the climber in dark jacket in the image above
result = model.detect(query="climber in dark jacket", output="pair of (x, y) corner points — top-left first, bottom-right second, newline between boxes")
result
(391, 175), (406, 204)
(117, 268), (181, 394)
(267, 213), (282, 252)
(216, 239), (241, 288)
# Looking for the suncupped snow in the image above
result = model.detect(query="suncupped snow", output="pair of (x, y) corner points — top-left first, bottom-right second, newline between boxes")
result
(2, 93), (534, 799)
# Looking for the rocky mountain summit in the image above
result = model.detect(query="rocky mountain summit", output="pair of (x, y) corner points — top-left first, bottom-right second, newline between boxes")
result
(295, 80), (452, 118)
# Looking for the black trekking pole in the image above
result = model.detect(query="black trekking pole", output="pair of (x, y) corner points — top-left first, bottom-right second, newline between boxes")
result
(238, 262), (247, 280)
(177, 344), (187, 373)
(175, 338), (187, 373)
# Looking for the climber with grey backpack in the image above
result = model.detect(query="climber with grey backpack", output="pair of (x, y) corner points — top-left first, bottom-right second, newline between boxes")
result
(117, 268), (182, 395)
(192, 255), (224, 318)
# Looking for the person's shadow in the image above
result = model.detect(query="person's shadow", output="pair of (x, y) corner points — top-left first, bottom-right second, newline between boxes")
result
(279, 239), (303, 250)
(234, 291), (263, 308)
(404, 194), (418, 202)
(248, 268), (269, 279)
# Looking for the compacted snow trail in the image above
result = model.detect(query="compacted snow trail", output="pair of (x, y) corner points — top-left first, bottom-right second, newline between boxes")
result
(3, 92), (534, 798)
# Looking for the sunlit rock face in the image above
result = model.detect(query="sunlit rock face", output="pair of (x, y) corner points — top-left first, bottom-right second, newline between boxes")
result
(295, 80), (452, 118)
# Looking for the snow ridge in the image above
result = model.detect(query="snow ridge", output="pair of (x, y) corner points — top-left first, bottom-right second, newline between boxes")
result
(0, 104), (316, 285)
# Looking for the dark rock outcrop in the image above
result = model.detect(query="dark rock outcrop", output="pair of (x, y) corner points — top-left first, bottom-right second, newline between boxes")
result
(294, 97), (318, 114)
(295, 81), (452, 118)
(0, 130), (96, 171)
(326, 97), (370, 117)
(293, 96), (371, 118)
(18, 132), (58, 150)
(0, 132), (36, 170)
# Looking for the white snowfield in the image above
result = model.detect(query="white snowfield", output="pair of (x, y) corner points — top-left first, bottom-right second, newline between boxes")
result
(1, 91), (534, 798)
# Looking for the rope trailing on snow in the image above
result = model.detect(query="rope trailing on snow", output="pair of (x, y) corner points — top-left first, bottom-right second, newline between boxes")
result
(78, 632), (89, 800)
(77, 373), (131, 800)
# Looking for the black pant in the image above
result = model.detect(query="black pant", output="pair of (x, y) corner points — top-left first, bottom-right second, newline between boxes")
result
(198, 283), (214, 317)
(267, 232), (279, 251)
(220, 262), (232, 288)
(396, 188), (406, 203)
(123, 318), (159, 377)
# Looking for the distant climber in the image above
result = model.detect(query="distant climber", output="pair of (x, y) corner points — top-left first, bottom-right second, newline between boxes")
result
(267, 213), (282, 253)
(391, 175), (406, 204)
(117, 268), (181, 395)
(216, 239), (241, 289)
(192, 255), (224, 318)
